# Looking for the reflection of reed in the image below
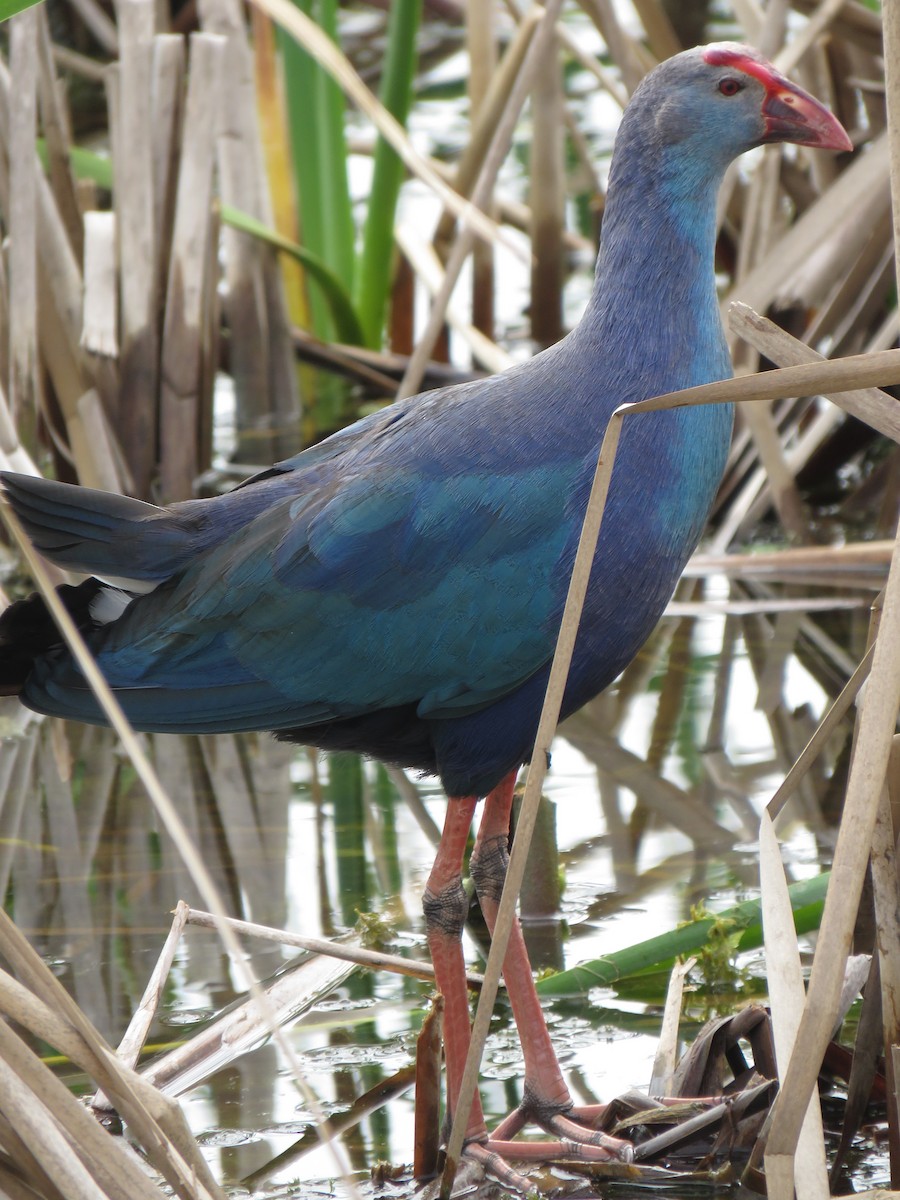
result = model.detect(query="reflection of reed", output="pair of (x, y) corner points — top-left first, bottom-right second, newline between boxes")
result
(0, 715), (294, 1040)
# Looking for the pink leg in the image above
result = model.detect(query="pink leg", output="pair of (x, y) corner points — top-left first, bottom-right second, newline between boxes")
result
(424, 779), (630, 1193)
(470, 772), (570, 1110)
(470, 772), (630, 1160)
(423, 795), (487, 1143)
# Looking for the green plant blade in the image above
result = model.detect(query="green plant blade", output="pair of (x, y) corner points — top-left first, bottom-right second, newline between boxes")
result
(221, 204), (364, 345)
(0, 0), (44, 21)
(277, 0), (356, 342)
(535, 871), (830, 996)
(354, 0), (422, 348)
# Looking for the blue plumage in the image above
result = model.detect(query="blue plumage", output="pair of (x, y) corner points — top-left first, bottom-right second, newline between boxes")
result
(0, 44), (851, 800)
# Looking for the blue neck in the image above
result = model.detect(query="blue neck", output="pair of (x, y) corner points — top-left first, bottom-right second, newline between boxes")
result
(574, 142), (732, 395)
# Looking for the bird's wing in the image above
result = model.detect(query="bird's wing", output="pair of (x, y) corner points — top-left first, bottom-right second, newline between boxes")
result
(87, 455), (580, 725)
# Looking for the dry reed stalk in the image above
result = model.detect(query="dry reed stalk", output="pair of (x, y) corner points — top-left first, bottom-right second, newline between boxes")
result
(726, 16), (841, 547)
(688, 540), (894, 578)
(734, 147), (783, 284)
(0, 923), (225, 1200)
(743, 614), (821, 812)
(239, 736), (293, 875)
(8, 11), (38, 438)
(196, 196), (220, 472)
(52, 42), (110, 83)
(731, 303), (900, 443)
(150, 34), (186, 300)
(69, 727), (118, 865)
(82, 213), (118, 361)
(797, 0), (882, 57)
(575, 0), (651, 91)
(92, 901), (190, 1112)
(432, 7), (540, 263)
(137, 948), (357, 1098)
(730, 0), (763, 42)
(466, 0), (497, 342)
(386, 765), (442, 846)
(722, 43), (900, 1184)
(40, 737), (113, 1035)
(251, 0), (501, 248)
(0, 728), (37, 901)
(401, 0), (565, 405)
(813, 245), (893, 360)
(290, 328), (401, 392)
(0, 258), (9, 411)
(196, 733), (278, 922)
(728, 133), (889, 318)
(151, 734), (214, 906)
(113, 0), (159, 496)
(764, 525), (900, 1187)
(0, 1035), (138, 1200)
(760, 811), (829, 1200)
(159, 32), (224, 502)
(241, 1066), (417, 1188)
(393, 227), (511, 373)
(629, 0), (680, 61)
(737, 399), (809, 542)
(67, 0), (119, 55)
(0, 384), (39, 476)
(35, 7), (83, 262)
(734, 163), (811, 540)
(529, 34), (565, 346)
(33, 272), (95, 479)
(870, 776), (900, 1179)
(81, 397), (132, 494)
(413, 994), (443, 1180)
(250, 10), (305, 312)
(829, 959), (886, 1186)
(198, 0), (300, 466)
(799, 45), (845, 192)
(183, 905), (485, 983)
(649, 957), (696, 1097)
(428, 151), (594, 253)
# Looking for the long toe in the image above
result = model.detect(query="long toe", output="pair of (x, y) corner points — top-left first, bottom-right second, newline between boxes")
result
(484, 1133), (631, 1165)
(544, 1111), (633, 1158)
(462, 1142), (535, 1194)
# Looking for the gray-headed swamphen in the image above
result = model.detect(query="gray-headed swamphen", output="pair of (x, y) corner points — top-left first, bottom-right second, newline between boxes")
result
(0, 42), (850, 1183)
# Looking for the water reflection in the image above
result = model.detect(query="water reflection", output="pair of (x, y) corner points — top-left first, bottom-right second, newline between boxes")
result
(0, 565), (882, 1192)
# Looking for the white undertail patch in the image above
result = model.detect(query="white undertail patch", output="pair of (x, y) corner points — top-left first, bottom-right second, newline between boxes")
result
(89, 586), (135, 625)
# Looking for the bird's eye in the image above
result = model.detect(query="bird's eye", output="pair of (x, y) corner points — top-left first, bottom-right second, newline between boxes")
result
(718, 77), (743, 96)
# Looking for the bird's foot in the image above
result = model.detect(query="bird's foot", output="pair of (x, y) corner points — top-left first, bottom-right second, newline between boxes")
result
(501, 1089), (633, 1152)
(456, 1103), (633, 1194)
(488, 1100), (632, 1162)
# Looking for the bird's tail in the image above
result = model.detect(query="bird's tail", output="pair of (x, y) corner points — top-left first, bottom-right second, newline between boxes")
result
(0, 579), (104, 696)
(0, 472), (195, 586)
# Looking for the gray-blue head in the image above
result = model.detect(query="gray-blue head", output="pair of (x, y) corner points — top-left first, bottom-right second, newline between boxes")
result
(614, 41), (851, 185)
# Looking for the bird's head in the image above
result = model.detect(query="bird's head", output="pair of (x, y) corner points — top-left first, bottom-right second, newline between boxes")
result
(629, 42), (852, 169)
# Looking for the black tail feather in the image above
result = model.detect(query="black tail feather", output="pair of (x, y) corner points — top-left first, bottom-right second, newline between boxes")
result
(0, 579), (103, 696)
